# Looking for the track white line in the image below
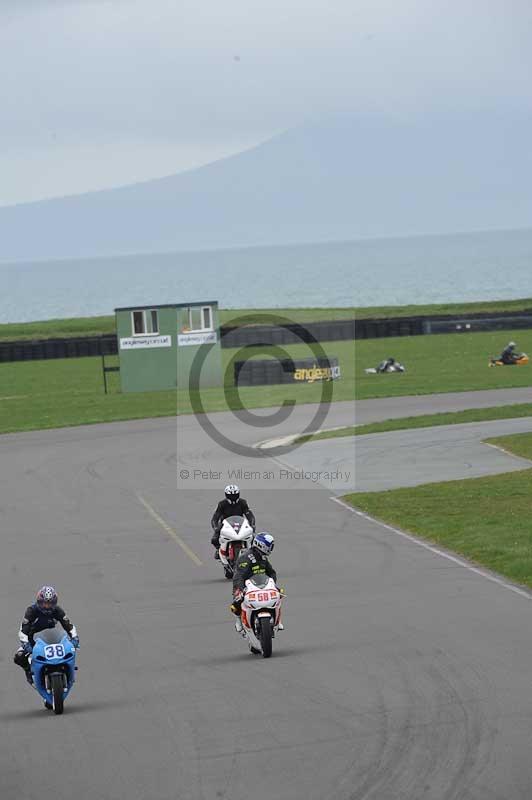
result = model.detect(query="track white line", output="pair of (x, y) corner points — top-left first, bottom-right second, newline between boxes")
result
(330, 495), (532, 601)
(256, 426), (350, 450)
(136, 493), (203, 566)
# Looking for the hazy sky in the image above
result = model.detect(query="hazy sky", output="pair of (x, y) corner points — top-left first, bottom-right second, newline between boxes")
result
(1, 0), (531, 206)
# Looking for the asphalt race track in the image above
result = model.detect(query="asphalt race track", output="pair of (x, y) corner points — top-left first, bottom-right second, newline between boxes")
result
(283, 416), (532, 493)
(2, 389), (532, 800)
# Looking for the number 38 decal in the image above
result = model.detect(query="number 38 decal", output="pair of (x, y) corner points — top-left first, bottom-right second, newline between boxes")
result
(44, 644), (65, 659)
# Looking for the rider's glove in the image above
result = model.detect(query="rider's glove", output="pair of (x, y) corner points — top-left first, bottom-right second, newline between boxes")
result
(22, 642), (33, 655)
(230, 603), (240, 616)
(70, 636), (80, 649)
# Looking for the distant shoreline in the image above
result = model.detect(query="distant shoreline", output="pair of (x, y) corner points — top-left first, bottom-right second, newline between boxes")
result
(1, 225), (531, 267)
(2, 228), (532, 323)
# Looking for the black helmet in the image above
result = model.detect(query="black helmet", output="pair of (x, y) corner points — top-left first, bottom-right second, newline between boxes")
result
(225, 484), (240, 503)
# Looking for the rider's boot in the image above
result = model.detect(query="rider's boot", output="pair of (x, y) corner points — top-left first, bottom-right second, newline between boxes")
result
(278, 622), (284, 631)
(211, 528), (221, 559)
(14, 649), (33, 683)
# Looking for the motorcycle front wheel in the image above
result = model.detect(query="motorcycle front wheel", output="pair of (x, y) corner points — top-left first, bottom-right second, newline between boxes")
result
(259, 617), (272, 658)
(51, 674), (64, 715)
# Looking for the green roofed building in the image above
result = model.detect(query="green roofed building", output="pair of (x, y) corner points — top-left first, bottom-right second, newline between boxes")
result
(115, 301), (222, 393)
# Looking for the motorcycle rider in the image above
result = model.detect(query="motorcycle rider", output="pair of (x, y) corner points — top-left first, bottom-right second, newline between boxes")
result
(13, 586), (79, 685)
(230, 532), (283, 633)
(210, 484), (256, 559)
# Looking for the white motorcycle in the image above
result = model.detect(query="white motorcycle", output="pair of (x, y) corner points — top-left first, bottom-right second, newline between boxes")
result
(218, 515), (254, 579)
(238, 574), (283, 658)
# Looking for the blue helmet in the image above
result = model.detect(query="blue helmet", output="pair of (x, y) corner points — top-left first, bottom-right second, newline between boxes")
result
(253, 532), (274, 556)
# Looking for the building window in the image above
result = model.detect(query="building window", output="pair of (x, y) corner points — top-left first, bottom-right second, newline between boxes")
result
(131, 309), (159, 335)
(187, 305), (213, 332)
(133, 311), (144, 334)
(188, 307), (201, 331)
(202, 306), (213, 330)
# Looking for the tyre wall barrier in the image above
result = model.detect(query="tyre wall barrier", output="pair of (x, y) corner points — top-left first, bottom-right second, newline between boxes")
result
(2, 310), (532, 363)
(0, 334), (117, 363)
(221, 312), (532, 343)
(221, 319), (355, 347)
(423, 314), (532, 334)
(354, 317), (423, 339)
(235, 356), (341, 387)
(0, 322), (353, 364)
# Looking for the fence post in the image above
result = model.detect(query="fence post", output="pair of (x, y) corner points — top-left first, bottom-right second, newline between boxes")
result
(101, 351), (108, 394)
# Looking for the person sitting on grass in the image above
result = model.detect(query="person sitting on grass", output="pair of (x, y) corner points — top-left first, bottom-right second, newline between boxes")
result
(499, 341), (519, 365)
(376, 357), (403, 373)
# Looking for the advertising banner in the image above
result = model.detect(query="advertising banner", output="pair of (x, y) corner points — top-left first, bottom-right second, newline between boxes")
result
(235, 357), (341, 386)
(119, 335), (172, 350)
(178, 331), (217, 347)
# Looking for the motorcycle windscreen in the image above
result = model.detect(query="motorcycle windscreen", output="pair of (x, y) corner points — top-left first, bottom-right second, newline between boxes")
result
(249, 574), (270, 589)
(33, 627), (65, 645)
(225, 515), (244, 528)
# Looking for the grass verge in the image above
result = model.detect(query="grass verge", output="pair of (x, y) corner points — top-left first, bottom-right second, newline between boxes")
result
(485, 431), (532, 461)
(5, 325), (532, 435)
(344, 433), (532, 589)
(355, 328), (532, 399)
(7, 323), (529, 403)
(0, 340), (354, 435)
(351, 296), (532, 320)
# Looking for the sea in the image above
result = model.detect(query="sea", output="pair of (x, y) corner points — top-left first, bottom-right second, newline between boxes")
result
(2, 227), (532, 324)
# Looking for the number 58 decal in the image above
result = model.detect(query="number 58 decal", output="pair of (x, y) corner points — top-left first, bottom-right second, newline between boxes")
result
(257, 591), (278, 602)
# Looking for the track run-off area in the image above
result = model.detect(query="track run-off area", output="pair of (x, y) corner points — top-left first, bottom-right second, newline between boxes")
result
(2, 387), (532, 800)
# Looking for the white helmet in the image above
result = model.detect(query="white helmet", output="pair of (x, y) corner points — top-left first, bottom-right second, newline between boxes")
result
(225, 484), (240, 503)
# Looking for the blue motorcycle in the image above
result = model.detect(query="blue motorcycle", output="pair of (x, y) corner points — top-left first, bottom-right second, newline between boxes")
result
(30, 628), (77, 714)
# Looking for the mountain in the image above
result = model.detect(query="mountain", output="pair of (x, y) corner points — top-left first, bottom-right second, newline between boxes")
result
(1, 112), (531, 261)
